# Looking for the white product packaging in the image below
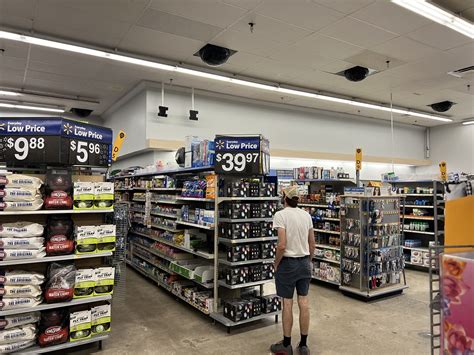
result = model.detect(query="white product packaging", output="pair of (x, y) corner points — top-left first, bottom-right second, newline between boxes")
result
(0, 175), (43, 189)
(0, 199), (43, 211)
(0, 237), (44, 249)
(94, 267), (115, 295)
(0, 296), (42, 310)
(91, 304), (111, 335)
(0, 188), (41, 202)
(0, 285), (42, 298)
(0, 222), (44, 238)
(0, 312), (40, 330)
(75, 226), (98, 254)
(0, 324), (36, 345)
(0, 271), (45, 286)
(0, 339), (35, 353)
(70, 310), (91, 342)
(0, 248), (46, 261)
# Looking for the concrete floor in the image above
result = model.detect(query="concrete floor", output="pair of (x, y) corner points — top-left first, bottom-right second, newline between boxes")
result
(83, 268), (431, 355)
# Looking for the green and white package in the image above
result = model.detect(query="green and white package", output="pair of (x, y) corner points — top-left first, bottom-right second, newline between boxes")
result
(69, 310), (91, 342)
(73, 269), (95, 299)
(73, 182), (95, 210)
(97, 225), (116, 252)
(91, 304), (111, 335)
(93, 183), (114, 210)
(94, 267), (115, 296)
(75, 226), (97, 254)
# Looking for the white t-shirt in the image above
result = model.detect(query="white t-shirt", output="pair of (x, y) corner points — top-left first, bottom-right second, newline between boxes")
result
(273, 207), (313, 257)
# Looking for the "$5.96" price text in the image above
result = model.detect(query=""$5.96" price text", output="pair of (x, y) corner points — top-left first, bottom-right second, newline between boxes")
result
(70, 140), (101, 163)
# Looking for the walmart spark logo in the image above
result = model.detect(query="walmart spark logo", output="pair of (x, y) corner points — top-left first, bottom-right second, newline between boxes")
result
(63, 123), (73, 134)
(216, 140), (225, 150)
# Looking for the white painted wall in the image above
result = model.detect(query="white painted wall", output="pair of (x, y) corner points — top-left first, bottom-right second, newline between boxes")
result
(112, 151), (178, 171)
(417, 123), (474, 175)
(145, 88), (426, 160)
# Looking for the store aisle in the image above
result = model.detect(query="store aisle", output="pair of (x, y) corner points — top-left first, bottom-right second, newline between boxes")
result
(96, 269), (430, 355)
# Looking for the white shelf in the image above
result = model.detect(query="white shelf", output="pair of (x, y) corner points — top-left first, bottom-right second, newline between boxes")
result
(114, 166), (214, 179)
(402, 205), (434, 209)
(176, 220), (214, 230)
(218, 258), (274, 266)
(315, 244), (340, 251)
(0, 252), (113, 266)
(152, 199), (183, 205)
(218, 237), (278, 244)
(403, 246), (429, 251)
(150, 212), (178, 219)
(402, 215), (434, 220)
(0, 209), (113, 216)
(404, 193), (444, 197)
(312, 276), (340, 286)
(133, 243), (175, 262)
(219, 218), (273, 223)
(403, 229), (435, 235)
(132, 199), (146, 203)
(15, 334), (109, 354)
(218, 279), (274, 289)
(150, 224), (179, 233)
(210, 310), (280, 327)
(299, 203), (340, 209)
(314, 229), (340, 235)
(149, 188), (182, 192)
(178, 197), (214, 202)
(0, 295), (112, 316)
(314, 256), (340, 264)
(218, 197), (280, 202)
(339, 284), (408, 298)
(405, 261), (429, 267)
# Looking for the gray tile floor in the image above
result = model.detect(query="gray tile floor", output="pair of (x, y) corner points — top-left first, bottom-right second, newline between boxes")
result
(91, 268), (431, 355)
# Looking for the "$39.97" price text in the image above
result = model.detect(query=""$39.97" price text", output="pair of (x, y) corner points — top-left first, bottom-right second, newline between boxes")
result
(215, 152), (259, 172)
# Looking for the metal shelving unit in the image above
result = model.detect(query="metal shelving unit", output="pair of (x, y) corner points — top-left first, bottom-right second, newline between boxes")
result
(0, 209), (113, 216)
(0, 252), (113, 266)
(15, 334), (110, 354)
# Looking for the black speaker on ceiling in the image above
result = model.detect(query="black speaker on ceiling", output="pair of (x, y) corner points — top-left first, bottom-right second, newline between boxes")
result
(196, 44), (236, 66)
(70, 108), (93, 117)
(429, 101), (455, 112)
(158, 106), (168, 117)
(189, 110), (199, 121)
(343, 66), (369, 82)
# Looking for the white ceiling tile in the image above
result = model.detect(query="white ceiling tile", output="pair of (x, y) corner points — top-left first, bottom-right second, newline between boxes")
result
(119, 26), (204, 62)
(406, 23), (472, 51)
(239, 58), (308, 82)
(345, 49), (405, 71)
(445, 42), (474, 60)
(267, 44), (333, 71)
(230, 14), (312, 45)
(311, 0), (375, 14)
(0, 40), (30, 59)
(213, 29), (284, 57)
(0, 0), (35, 28)
(221, 0), (263, 10)
(319, 17), (398, 48)
(0, 56), (27, 71)
(137, 8), (223, 42)
(318, 60), (353, 73)
(372, 36), (440, 62)
(149, 0), (246, 28)
(350, 0), (430, 35)
(255, 0), (344, 31)
(184, 50), (267, 74)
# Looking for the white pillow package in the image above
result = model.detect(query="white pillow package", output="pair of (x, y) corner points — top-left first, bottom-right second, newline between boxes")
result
(0, 285), (42, 298)
(0, 324), (36, 345)
(0, 339), (35, 353)
(0, 199), (43, 211)
(0, 271), (45, 286)
(0, 296), (42, 310)
(0, 238), (44, 250)
(0, 222), (44, 238)
(0, 312), (40, 330)
(0, 187), (41, 202)
(0, 174), (43, 189)
(0, 248), (46, 261)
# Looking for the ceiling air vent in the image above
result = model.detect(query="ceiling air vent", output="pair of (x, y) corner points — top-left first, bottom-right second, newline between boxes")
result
(448, 66), (474, 78)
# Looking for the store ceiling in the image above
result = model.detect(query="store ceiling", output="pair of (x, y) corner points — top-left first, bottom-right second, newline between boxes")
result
(0, 0), (473, 127)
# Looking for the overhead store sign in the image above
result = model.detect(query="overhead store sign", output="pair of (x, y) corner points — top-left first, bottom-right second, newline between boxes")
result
(214, 135), (270, 175)
(0, 117), (112, 167)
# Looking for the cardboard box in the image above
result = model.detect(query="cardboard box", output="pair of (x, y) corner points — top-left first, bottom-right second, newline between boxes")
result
(91, 304), (111, 335)
(70, 310), (91, 342)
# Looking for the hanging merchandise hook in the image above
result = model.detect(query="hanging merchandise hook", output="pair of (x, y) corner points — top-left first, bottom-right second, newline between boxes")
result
(189, 87), (198, 121)
(158, 82), (168, 117)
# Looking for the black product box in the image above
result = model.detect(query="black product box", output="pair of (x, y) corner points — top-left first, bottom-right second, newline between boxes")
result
(250, 203), (261, 218)
(260, 202), (277, 218)
(244, 296), (262, 317)
(227, 245), (249, 262)
(261, 222), (275, 237)
(261, 242), (276, 259)
(221, 223), (250, 240)
(226, 267), (249, 285)
(225, 203), (250, 219)
(223, 300), (252, 322)
(259, 294), (282, 314)
(262, 263), (275, 280)
(248, 181), (260, 197)
(249, 264), (262, 282)
(248, 244), (261, 260)
(260, 183), (276, 197)
(249, 223), (262, 238)
(226, 182), (249, 197)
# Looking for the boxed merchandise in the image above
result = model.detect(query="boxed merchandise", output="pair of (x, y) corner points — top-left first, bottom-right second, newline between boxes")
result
(73, 182), (95, 210)
(184, 136), (201, 168)
(224, 203), (250, 219)
(69, 310), (91, 342)
(248, 180), (260, 197)
(74, 269), (95, 299)
(410, 255), (423, 265)
(38, 309), (69, 347)
(75, 225), (97, 254)
(249, 264), (262, 282)
(262, 264), (275, 280)
(259, 183), (276, 197)
(97, 225), (116, 252)
(205, 174), (216, 199)
(260, 202), (277, 218)
(259, 294), (281, 314)
(248, 244), (261, 260)
(226, 245), (249, 262)
(223, 299), (252, 322)
(225, 267), (249, 285)
(249, 222), (261, 238)
(411, 250), (423, 258)
(261, 242), (276, 259)
(94, 182), (114, 210)
(0, 312), (40, 330)
(261, 222), (274, 237)
(226, 181), (249, 197)
(0, 222), (44, 238)
(94, 267), (115, 296)
(91, 304), (111, 335)
(243, 296), (262, 317)
(221, 223), (250, 240)
(249, 203), (261, 218)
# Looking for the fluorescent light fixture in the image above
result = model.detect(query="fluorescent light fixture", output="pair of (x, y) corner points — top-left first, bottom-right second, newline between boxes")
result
(0, 90), (21, 96)
(0, 103), (65, 113)
(0, 29), (453, 122)
(392, 0), (474, 39)
(462, 120), (474, 125)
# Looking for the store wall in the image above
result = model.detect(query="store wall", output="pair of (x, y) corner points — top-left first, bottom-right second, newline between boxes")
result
(417, 123), (474, 175)
(145, 88), (426, 160)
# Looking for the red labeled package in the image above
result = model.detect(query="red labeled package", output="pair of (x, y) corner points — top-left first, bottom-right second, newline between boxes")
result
(44, 263), (76, 303)
(45, 216), (74, 256)
(44, 194), (73, 210)
(38, 309), (69, 347)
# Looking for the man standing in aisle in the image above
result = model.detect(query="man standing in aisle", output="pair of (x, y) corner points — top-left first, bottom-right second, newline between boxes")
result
(271, 186), (314, 355)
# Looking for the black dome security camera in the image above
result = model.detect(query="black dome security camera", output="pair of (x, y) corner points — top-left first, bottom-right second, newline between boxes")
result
(429, 101), (455, 112)
(196, 44), (236, 66)
(344, 66), (369, 82)
(70, 108), (93, 117)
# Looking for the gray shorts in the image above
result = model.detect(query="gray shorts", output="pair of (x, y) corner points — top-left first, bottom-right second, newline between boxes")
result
(275, 256), (312, 299)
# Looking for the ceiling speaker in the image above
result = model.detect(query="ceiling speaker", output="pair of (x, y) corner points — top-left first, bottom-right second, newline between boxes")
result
(343, 66), (369, 82)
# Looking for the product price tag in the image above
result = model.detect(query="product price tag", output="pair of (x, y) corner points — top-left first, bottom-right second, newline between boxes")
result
(214, 135), (270, 175)
(439, 161), (447, 181)
(355, 148), (362, 171)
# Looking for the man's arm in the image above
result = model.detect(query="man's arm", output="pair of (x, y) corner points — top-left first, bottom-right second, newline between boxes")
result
(308, 227), (315, 260)
(274, 227), (287, 271)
